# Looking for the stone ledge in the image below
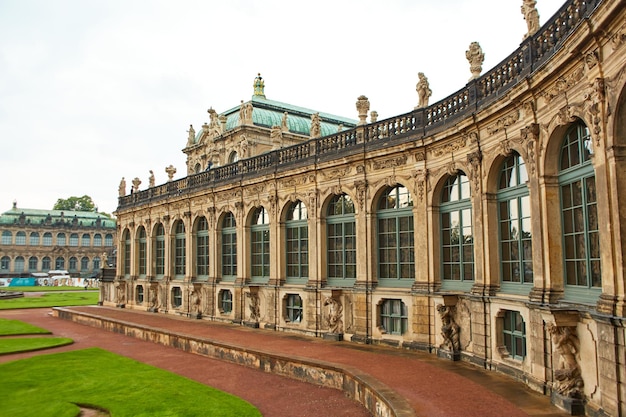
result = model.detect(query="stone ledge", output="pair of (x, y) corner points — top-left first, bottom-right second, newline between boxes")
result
(53, 307), (416, 417)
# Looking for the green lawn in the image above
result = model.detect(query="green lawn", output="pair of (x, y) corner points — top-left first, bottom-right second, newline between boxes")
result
(0, 291), (99, 310)
(2, 286), (99, 292)
(0, 347), (262, 417)
(0, 337), (74, 354)
(0, 318), (51, 335)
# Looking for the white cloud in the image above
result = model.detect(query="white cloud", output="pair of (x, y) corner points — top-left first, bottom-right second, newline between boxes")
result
(0, 0), (564, 215)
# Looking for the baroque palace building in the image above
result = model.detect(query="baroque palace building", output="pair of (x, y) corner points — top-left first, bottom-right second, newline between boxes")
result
(0, 202), (116, 278)
(106, 0), (626, 415)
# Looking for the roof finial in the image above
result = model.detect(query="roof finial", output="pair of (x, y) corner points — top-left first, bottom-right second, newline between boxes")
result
(253, 73), (265, 98)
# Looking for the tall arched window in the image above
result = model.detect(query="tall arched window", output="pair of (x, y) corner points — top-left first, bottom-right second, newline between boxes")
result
(57, 233), (66, 246)
(559, 121), (600, 301)
(498, 153), (533, 292)
(138, 227), (147, 277)
(43, 233), (52, 246)
(81, 257), (89, 271)
(251, 207), (270, 281)
(29, 257), (38, 272)
(195, 217), (209, 278)
(327, 194), (356, 283)
(15, 232), (26, 245)
(173, 221), (186, 278)
(440, 172), (474, 289)
(221, 213), (237, 280)
(81, 234), (91, 247)
(155, 224), (165, 277)
(104, 234), (114, 246)
(42, 257), (51, 271)
(286, 201), (308, 282)
(93, 234), (102, 247)
(14, 256), (25, 273)
(1, 231), (11, 245)
(93, 257), (101, 270)
(29, 232), (40, 246)
(0, 256), (9, 272)
(55, 257), (65, 270)
(69, 257), (78, 272)
(377, 185), (414, 284)
(69, 233), (79, 247)
(123, 229), (131, 276)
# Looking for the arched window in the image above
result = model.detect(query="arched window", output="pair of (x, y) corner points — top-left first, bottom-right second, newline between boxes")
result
(174, 221), (186, 277)
(14, 256), (25, 273)
(29, 232), (40, 246)
(136, 285), (144, 304)
(559, 121), (600, 301)
(81, 234), (91, 247)
(440, 172), (474, 289)
(285, 294), (303, 323)
(69, 257), (78, 272)
(43, 232), (52, 246)
(104, 234), (113, 246)
(219, 289), (232, 313)
(93, 257), (101, 270)
(0, 256), (9, 272)
(498, 153), (533, 292)
(327, 194), (356, 282)
(155, 224), (165, 277)
(138, 227), (147, 277)
(286, 201), (308, 281)
(93, 234), (102, 247)
(380, 299), (408, 335)
(42, 257), (51, 271)
(69, 233), (79, 247)
(229, 151), (239, 164)
(221, 213), (237, 280)
(123, 229), (131, 276)
(196, 217), (209, 278)
(377, 185), (414, 284)
(1, 231), (11, 245)
(171, 287), (182, 308)
(15, 232), (26, 245)
(57, 233), (66, 246)
(251, 207), (269, 280)
(29, 257), (38, 272)
(81, 257), (89, 271)
(55, 257), (65, 270)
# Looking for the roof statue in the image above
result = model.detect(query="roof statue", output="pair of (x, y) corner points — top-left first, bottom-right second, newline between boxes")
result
(186, 124), (196, 146)
(165, 165), (177, 182)
(310, 113), (321, 138)
(118, 177), (126, 197)
(207, 107), (223, 136)
(239, 100), (254, 126)
(521, 0), (540, 39)
(132, 177), (142, 193)
(466, 42), (485, 81)
(149, 170), (155, 188)
(253, 73), (265, 98)
(415, 72), (432, 109)
(281, 112), (289, 132)
(356, 95), (370, 125)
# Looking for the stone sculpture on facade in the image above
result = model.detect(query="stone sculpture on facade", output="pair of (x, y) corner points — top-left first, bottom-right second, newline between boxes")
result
(466, 42), (485, 81)
(323, 297), (343, 334)
(186, 124), (196, 146)
(239, 101), (254, 125)
(356, 95), (370, 125)
(132, 177), (141, 193)
(547, 322), (584, 398)
(148, 170), (155, 188)
(165, 165), (176, 182)
(437, 304), (460, 352)
(253, 73), (265, 97)
(370, 111), (378, 123)
(239, 135), (249, 158)
(270, 126), (283, 150)
(248, 292), (260, 323)
(310, 113), (321, 138)
(118, 177), (126, 197)
(521, 0), (540, 39)
(207, 107), (223, 137)
(281, 112), (289, 131)
(189, 288), (201, 319)
(415, 72), (432, 109)
(114, 281), (125, 307)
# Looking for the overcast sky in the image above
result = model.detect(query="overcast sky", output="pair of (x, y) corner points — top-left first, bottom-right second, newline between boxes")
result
(0, 0), (564, 216)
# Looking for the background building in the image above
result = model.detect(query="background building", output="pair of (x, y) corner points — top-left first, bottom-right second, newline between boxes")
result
(107, 0), (626, 415)
(0, 202), (116, 280)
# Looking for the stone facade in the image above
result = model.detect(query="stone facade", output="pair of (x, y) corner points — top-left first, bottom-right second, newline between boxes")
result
(107, 1), (626, 415)
(0, 203), (116, 278)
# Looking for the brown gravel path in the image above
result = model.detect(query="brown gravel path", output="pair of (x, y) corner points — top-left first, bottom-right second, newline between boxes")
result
(1, 306), (569, 417)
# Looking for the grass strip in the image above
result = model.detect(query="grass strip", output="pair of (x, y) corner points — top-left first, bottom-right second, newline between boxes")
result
(0, 347), (262, 417)
(0, 318), (51, 336)
(0, 292), (99, 310)
(2, 286), (98, 292)
(0, 337), (73, 354)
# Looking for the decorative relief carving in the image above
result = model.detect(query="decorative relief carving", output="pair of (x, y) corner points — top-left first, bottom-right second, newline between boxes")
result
(520, 123), (540, 175)
(371, 155), (407, 170)
(542, 65), (585, 103)
(557, 105), (577, 126)
(437, 304), (460, 352)
(466, 151), (483, 193)
(411, 169), (428, 203)
(206, 207), (216, 225)
(547, 323), (584, 399)
(245, 183), (266, 196)
(308, 190), (318, 218)
(280, 174), (315, 189)
(414, 150), (426, 162)
(355, 180), (367, 211)
(268, 194), (277, 216)
(323, 167), (350, 180)
(584, 50), (599, 70)
(323, 297), (343, 334)
(584, 78), (605, 145)
(610, 23), (626, 50)
(487, 110), (520, 135)
(430, 137), (467, 157)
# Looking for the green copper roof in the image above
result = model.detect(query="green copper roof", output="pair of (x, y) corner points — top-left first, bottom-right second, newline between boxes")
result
(0, 206), (116, 228)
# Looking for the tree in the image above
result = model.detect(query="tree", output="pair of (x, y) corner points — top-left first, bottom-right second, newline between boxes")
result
(53, 195), (96, 212)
